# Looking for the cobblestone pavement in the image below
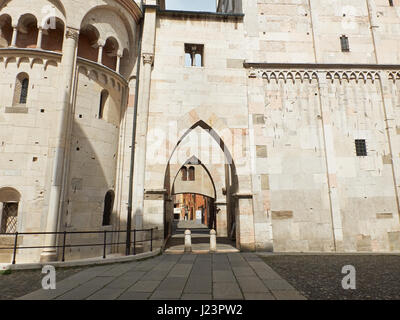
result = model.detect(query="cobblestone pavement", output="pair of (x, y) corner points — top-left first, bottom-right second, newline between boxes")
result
(0, 266), (88, 300)
(17, 253), (306, 300)
(260, 254), (400, 300)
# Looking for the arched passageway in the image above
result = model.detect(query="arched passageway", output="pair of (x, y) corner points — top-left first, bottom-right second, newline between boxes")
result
(163, 121), (239, 251)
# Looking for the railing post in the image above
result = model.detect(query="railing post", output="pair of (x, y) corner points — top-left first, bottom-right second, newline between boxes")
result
(150, 228), (153, 252)
(12, 232), (18, 265)
(133, 230), (136, 255)
(103, 230), (107, 259)
(62, 231), (67, 262)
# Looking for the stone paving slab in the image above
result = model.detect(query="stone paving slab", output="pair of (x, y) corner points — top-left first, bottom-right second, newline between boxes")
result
(117, 291), (152, 300)
(243, 292), (275, 300)
(17, 253), (306, 300)
(236, 277), (270, 293)
(129, 280), (161, 292)
(86, 287), (126, 300)
(213, 281), (243, 300)
(181, 293), (212, 300)
(213, 270), (236, 282)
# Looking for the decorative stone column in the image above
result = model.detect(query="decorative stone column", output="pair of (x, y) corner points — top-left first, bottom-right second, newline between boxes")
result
(132, 52), (154, 229)
(97, 40), (105, 64)
(36, 27), (43, 49)
(11, 25), (17, 47)
(40, 27), (79, 262)
(116, 50), (123, 73)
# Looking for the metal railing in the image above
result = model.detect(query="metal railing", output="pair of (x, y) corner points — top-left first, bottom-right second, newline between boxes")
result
(0, 228), (157, 264)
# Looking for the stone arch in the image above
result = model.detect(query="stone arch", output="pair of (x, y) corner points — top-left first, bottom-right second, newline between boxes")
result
(163, 119), (239, 240)
(0, 187), (21, 202)
(0, 14), (12, 47)
(41, 16), (64, 52)
(102, 36), (119, 71)
(80, 6), (130, 52)
(0, 0), (66, 26)
(171, 156), (217, 200)
(77, 24), (100, 63)
(16, 13), (38, 48)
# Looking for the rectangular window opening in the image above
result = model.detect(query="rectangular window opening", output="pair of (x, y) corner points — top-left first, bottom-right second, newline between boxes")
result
(340, 35), (350, 52)
(355, 139), (367, 157)
(184, 44), (204, 67)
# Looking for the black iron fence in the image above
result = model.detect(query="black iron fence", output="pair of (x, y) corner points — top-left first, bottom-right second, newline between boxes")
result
(0, 228), (157, 264)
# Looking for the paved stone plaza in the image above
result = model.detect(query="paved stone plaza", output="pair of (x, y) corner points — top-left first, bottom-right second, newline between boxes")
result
(17, 253), (306, 300)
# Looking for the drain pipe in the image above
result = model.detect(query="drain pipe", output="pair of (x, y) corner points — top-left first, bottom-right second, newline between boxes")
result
(126, 0), (144, 255)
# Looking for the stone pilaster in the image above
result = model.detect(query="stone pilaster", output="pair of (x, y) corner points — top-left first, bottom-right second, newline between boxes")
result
(378, 73), (400, 222)
(131, 5), (157, 231)
(40, 27), (79, 262)
(317, 71), (344, 251)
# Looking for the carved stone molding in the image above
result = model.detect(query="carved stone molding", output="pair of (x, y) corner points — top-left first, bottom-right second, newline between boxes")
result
(250, 69), (319, 83)
(248, 69), (392, 84)
(325, 70), (380, 83)
(388, 71), (400, 83)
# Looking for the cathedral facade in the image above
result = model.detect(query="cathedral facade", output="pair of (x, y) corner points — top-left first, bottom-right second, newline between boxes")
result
(0, 0), (400, 263)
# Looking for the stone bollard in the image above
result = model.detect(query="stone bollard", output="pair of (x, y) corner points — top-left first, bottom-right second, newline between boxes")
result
(210, 229), (217, 253)
(184, 229), (192, 253)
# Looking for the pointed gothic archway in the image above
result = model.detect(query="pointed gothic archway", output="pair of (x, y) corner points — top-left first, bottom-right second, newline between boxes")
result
(163, 120), (239, 246)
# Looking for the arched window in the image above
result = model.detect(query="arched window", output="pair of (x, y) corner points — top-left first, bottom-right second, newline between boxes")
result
(181, 167), (188, 181)
(102, 190), (114, 226)
(0, 187), (20, 234)
(99, 89), (109, 119)
(20, 78), (29, 103)
(13, 73), (29, 106)
(189, 166), (195, 181)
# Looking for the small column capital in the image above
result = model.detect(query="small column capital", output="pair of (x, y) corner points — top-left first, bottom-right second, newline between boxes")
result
(142, 52), (154, 65)
(97, 39), (106, 47)
(65, 28), (79, 42)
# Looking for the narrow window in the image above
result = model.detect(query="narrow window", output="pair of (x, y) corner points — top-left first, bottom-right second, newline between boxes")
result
(99, 89), (109, 119)
(20, 78), (29, 104)
(188, 166), (195, 181)
(181, 167), (188, 181)
(389, 0), (394, 6)
(340, 35), (349, 52)
(102, 190), (114, 226)
(1, 202), (18, 233)
(355, 139), (367, 156)
(13, 73), (29, 105)
(184, 44), (204, 67)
